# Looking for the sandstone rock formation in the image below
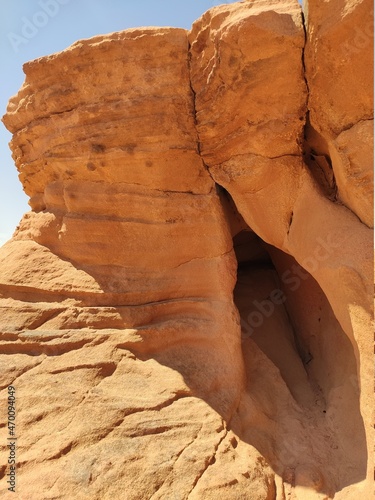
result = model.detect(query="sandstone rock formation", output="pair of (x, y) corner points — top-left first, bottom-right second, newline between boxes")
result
(304, 0), (374, 228)
(0, 1), (373, 499)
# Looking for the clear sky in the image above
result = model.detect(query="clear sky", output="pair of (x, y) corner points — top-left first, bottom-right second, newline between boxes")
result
(0, 0), (302, 247)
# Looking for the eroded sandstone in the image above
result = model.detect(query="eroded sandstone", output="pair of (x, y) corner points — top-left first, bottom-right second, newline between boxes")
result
(0, 1), (373, 499)
(304, 0), (374, 228)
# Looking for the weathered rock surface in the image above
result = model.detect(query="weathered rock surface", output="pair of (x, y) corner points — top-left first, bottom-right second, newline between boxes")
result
(304, 0), (374, 227)
(0, 1), (373, 499)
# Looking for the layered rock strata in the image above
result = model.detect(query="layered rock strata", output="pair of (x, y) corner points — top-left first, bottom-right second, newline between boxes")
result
(0, 1), (373, 499)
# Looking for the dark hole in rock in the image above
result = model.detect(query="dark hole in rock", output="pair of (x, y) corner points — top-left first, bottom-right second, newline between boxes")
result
(219, 185), (366, 490)
(233, 229), (314, 406)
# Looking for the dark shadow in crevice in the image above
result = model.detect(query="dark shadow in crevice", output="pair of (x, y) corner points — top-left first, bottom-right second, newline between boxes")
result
(233, 229), (318, 407)
(303, 112), (337, 201)
(231, 217), (367, 496)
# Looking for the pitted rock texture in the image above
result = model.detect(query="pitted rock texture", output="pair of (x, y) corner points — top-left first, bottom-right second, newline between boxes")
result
(0, 1), (373, 499)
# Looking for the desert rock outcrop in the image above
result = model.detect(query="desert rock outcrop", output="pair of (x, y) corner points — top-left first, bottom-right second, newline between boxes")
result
(0, 1), (373, 499)
(305, 0), (374, 228)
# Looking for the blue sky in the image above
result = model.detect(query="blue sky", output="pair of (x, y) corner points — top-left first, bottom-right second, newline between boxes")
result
(0, 0), (302, 247)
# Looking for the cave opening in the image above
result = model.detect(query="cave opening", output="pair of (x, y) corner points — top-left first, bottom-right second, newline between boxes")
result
(232, 228), (317, 407)
(218, 184), (317, 405)
(220, 186), (367, 489)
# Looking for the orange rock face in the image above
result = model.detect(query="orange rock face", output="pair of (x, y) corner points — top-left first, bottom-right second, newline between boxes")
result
(0, 1), (373, 499)
(305, 0), (374, 228)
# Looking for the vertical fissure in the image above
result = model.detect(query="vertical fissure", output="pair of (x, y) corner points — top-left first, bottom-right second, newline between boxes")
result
(300, 10), (310, 98)
(187, 38), (217, 188)
(300, 10), (338, 202)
